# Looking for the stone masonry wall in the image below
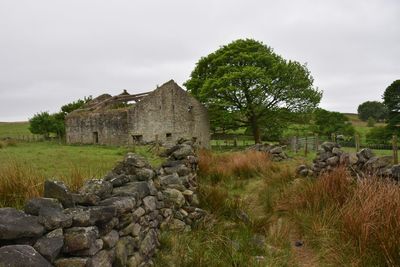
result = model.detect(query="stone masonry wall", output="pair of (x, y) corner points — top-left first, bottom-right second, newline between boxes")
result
(66, 110), (129, 145)
(0, 139), (205, 267)
(128, 80), (210, 148)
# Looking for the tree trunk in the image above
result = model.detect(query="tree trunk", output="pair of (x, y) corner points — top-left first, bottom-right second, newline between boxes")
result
(251, 116), (261, 144)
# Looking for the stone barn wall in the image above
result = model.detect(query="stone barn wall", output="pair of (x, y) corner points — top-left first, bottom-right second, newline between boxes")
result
(0, 140), (204, 267)
(66, 110), (129, 145)
(128, 81), (210, 148)
(65, 80), (210, 148)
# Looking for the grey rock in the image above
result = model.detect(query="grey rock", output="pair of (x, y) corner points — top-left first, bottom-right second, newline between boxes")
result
(98, 218), (119, 236)
(332, 147), (342, 156)
(0, 208), (45, 239)
(72, 239), (103, 256)
(44, 180), (75, 208)
(160, 173), (181, 186)
(71, 193), (100, 206)
(163, 188), (185, 208)
(124, 153), (149, 168)
(326, 156), (339, 166)
(269, 146), (283, 154)
(114, 236), (137, 267)
(321, 142), (337, 152)
(90, 249), (114, 267)
(54, 257), (91, 267)
(102, 230), (119, 249)
(391, 164), (400, 180)
(112, 182), (150, 199)
(127, 253), (143, 267)
(34, 230), (64, 262)
(168, 218), (186, 231)
(64, 207), (91, 227)
(132, 207), (146, 220)
(172, 144), (194, 160)
(108, 174), (131, 187)
(163, 165), (191, 176)
(358, 148), (374, 160)
(131, 223), (141, 237)
(98, 197), (136, 215)
(0, 245), (52, 267)
(135, 168), (155, 181)
(88, 206), (117, 225)
(139, 229), (158, 257)
(46, 228), (64, 238)
(63, 226), (99, 253)
(162, 160), (185, 168)
(24, 197), (63, 216)
(79, 179), (113, 200)
(318, 151), (334, 161)
(365, 156), (393, 172)
(119, 223), (135, 237)
(143, 196), (157, 212)
(38, 207), (73, 230)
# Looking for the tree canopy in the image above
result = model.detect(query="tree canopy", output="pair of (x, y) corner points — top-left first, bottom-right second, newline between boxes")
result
(383, 80), (400, 132)
(184, 39), (322, 142)
(29, 96), (91, 138)
(357, 101), (388, 122)
(312, 108), (355, 137)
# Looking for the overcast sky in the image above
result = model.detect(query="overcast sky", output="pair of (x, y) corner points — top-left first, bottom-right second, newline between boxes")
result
(0, 0), (399, 121)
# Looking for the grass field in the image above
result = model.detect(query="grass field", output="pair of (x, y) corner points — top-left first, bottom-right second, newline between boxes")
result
(0, 121), (31, 137)
(0, 141), (162, 208)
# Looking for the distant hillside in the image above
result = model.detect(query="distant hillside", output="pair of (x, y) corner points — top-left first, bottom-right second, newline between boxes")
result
(0, 121), (30, 137)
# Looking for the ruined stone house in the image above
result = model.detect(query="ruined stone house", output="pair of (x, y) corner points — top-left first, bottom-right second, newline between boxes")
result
(65, 80), (210, 148)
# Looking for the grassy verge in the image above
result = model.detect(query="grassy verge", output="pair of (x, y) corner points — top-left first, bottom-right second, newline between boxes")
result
(155, 150), (297, 266)
(0, 141), (162, 208)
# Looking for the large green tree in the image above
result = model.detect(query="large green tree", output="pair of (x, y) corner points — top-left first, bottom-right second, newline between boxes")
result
(383, 80), (400, 133)
(357, 101), (388, 122)
(184, 39), (322, 143)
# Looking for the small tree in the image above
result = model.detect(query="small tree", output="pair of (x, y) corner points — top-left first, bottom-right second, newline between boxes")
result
(383, 80), (400, 133)
(29, 112), (56, 139)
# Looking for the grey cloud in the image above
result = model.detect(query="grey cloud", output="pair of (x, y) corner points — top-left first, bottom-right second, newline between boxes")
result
(0, 0), (399, 121)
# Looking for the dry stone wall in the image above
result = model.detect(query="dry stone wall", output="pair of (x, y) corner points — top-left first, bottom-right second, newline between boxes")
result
(0, 139), (205, 267)
(296, 142), (400, 180)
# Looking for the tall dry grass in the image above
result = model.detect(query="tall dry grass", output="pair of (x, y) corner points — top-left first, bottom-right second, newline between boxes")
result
(341, 178), (400, 266)
(198, 149), (271, 182)
(276, 167), (400, 266)
(0, 160), (88, 208)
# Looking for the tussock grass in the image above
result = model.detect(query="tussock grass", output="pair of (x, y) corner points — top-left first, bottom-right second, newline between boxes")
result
(273, 167), (400, 266)
(0, 160), (43, 208)
(198, 149), (271, 182)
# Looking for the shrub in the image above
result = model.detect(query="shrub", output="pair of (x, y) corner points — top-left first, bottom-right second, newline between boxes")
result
(366, 126), (392, 144)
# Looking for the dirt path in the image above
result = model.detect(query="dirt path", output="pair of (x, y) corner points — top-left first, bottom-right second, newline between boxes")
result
(242, 177), (320, 267)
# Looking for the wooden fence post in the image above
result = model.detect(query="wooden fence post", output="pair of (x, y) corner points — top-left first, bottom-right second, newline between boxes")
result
(331, 133), (336, 143)
(355, 134), (360, 152)
(295, 136), (299, 153)
(314, 133), (319, 151)
(393, 135), (398, 165)
(304, 135), (308, 157)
